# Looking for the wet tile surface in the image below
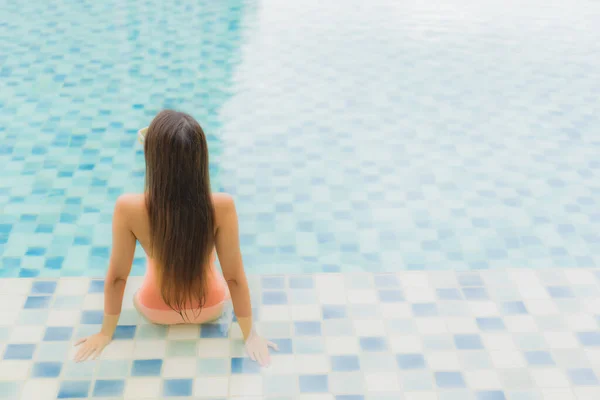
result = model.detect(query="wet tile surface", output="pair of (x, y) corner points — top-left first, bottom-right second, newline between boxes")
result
(0, 270), (599, 399)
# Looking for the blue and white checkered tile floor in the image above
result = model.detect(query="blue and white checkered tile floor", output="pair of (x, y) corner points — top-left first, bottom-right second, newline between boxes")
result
(1, 269), (600, 399)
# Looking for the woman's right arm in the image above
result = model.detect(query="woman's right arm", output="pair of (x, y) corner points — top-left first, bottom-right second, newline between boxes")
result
(214, 195), (277, 365)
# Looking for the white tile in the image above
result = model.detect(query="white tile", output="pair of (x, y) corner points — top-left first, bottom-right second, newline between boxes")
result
(573, 387), (600, 400)
(163, 357), (196, 377)
(229, 375), (263, 396)
(530, 369), (570, 388)
(316, 274), (346, 304)
(325, 336), (359, 354)
(353, 319), (386, 336)
(125, 378), (162, 399)
(260, 306), (291, 321)
(0, 278), (32, 295)
(167, 324), (200, 340)
(82, 293), (104, 309)
(21, 379), (59, 400)
(298, 395), (334, 400)
(426, 351), (461, 369)
(544, 332), (579, 349)
(468, 301), (499, 316)
(565, 314), (598, 331)
(197, 339), (230, 358)
(295, 354), (329, 374)
(585, 349), (600, 365)
(525, 299), (559, 315)
(347, 289), (377, 304)
(540, 389), (576, 400)
(194, 376), (229, 397)
(56, 279), (89, 295)
(415, 318), (447, 334)
(9, 326), (45, 342)
(102, 340), (135, 360)
(389, 335), (423, 353)
(0, 310), (19, 325)
(564, 270), (596, 285)
(0, 295), (26, 312)
(483, 334), (516, 351)
(583, 299), (600, 315)
(0, 360), (30, 380)
(400, 272), (431, 287)
(489, 350), (526, 368)
(404, 286), (436, 302)
(263, 355), (297, 375)
(133, 340), (167, 358)
(464, 370), (502, 389)
(291, 305), (321, 320)
(504, 315), (538, 333)
(46, 309), (79, 326)
(365, 372), (400, 391)
(445, 318), (479, 333)
(379, 303), (411, 318)
(404, 393), (438, 400)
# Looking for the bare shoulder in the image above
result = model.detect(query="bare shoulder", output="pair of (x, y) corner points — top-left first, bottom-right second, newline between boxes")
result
(212, 193), (236, 226)
(114, 193), (145, 219)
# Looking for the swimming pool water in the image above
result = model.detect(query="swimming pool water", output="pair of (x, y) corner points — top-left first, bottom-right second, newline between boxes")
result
(0, 0), (599, 277)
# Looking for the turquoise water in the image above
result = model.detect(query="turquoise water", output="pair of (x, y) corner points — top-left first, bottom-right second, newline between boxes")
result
(0, 0), (599, 277)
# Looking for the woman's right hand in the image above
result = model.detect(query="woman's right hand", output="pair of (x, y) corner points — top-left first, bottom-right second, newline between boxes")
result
(74, 333), (112, 362)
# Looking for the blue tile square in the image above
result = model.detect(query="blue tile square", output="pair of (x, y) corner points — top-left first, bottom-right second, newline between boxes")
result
(299, 375), (328, 393)
(113, 325), (136, 340)
(31, 281), (57, 294)
(93, 380), (125, 397)
(163, 379), (193, 397)
(289, 276), (314, 289)
(396, 353), (426, 369)
(359, 337), (387, 352)
(458, 273), (483, 286)
(262, 276), (285, 289)
(476, 391), (507, 400)
(322, 305), (347, 319)
(501, 301), (528, 315)
(88, 280), (104, 293)
(331, 355), (360, 371)
(294, 338), (325, 354)
(263, 291), (288, 305)
(435, 371), (466, 388)
(577, 332), (600, 346)
(476, 317), (506, 331)
(547, 286), (574, 298)
(231, 357), (261, 374)
(378, 290), (404, 303)
(454, 334), (484, 350)
(4, 344), (35, 360)
(80, 310), (103, 324)
(294, 321), (322, 336)
(24, 296), (51, 309)
(412, 303), (438, 316)
(200, 323), (229, 338)
(131, 359), (163, 376)
(44, 327), (73, 341)
(32, 362), (62, 377)
(568, 368), (599, 385)
(437, 288), (463, 300)
(58, 380), (91, 399)
(374, 274), (399, 288)
(463, 287), (489, 300)
(524, 351), (554, 366)
(271, 338), (293, 354)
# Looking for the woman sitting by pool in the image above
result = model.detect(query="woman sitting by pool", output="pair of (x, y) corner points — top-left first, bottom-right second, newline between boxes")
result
(74, 110), (277, 366)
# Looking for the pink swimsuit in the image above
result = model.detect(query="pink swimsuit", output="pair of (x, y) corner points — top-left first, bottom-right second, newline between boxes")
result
(134, 252), (229, 325)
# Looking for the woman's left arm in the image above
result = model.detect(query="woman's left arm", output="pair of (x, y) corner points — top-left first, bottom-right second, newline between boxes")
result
(74, 195), (136, 362)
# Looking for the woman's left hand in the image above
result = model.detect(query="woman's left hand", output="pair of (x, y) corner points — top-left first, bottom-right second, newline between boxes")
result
(245, 329), (278, 367)
(74, 333), (112, 362)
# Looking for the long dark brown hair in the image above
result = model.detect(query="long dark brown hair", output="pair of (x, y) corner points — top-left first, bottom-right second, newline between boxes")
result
(144, 110), (214, 316)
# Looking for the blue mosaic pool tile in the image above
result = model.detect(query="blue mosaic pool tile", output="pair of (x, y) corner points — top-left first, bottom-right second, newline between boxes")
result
(163, 379), (193, 397)
(131, 359), (163, 377)
(435, 371), (467, 388)
(577, 332), (600, 346)
(58, 380), (91, 399)
(4, 343), (35, 360)
(359, 337), (387, 352)
(43, 326), (73, 341)
(31, 361), (62, 378)
(299, 375), (328, 393)
(454, 334), (484, 350)
(92, 380), (125, 397)
(294, 321), (321, 336)
(113, 325), (136, 340)
(231, 357), (261, 374)
(567, 368), (599, 386)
